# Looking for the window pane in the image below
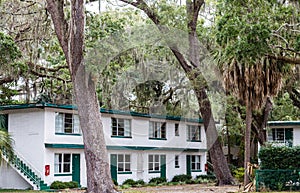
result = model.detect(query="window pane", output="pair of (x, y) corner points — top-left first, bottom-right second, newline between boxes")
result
(73, 115), (80, 134)
(125, 163), (130, 171)
(64, 113), (73, 133)
(118, 163), (124, 172)
(149, 155), (153, 162)
(155, 155), (159, 162)
(124, 120), (131, 136)
(63, 163), (70, 172)
(148, 163), (153, 171)
(64, 154), (71, 162)
(155, 163), (160, 171)
(125, 155), (130, 162)
(175, 123), (179, 136)
(118, 154), (124, 162)
(55, 113), (64, 133)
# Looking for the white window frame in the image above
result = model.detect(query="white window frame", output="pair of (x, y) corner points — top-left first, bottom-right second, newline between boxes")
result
(55, 112), (81, 134)
(149, 121), (166, 139)
(111, 118), (131, 137)
(175, 155), (180, 168)
(117, 154), (131, 173)
(191, 155), (201, 171)
(175, 123), (179, 136)
(54, 153), (71, 174)
(148, 154), (160, 172)
(187, 125), (201, 141)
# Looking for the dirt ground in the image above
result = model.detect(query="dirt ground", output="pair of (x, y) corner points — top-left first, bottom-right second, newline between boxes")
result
(120, 184), (240, 193)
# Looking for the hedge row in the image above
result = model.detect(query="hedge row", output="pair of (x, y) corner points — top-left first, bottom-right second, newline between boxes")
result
(259, 146), (300, 169)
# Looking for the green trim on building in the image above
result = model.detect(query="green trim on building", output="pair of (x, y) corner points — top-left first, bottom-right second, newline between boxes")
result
(111, 135), (132, 139)
(118, 171), (132, 174)
(44, 143), (206, 152)
(149, 171), (160, 174)
(268, 121), (300, 126)
(187, 140), (202, 142)
(54, 173), (72, 176)
(191, 170), (202, 172)
(45, 144), (84, 149)
(0, 103), (203, 123)
(55, 133), (82, 136)
(148, 137), (167, 140)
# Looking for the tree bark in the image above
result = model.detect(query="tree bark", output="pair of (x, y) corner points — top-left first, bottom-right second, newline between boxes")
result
(244, 99), (252, 187)
(252, 97), (272, 146)
(46, 0), (116, 192)
(195, 87), (235, 185)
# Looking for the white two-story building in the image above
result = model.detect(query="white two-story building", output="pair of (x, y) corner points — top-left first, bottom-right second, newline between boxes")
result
(267, 121), (300, 147)
(0, 103), (207, 190)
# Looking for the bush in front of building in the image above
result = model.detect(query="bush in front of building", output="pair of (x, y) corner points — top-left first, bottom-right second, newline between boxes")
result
(256, 146), (300, 191)
(171, 174), (192, 183)
(148, 177), (167, 185)
(122, 179), (146, 187)
(50, 181), (79, 189)
(122, 179), (136, 186)
(259, 146), (300, 169)
(196, 174), (217, 183)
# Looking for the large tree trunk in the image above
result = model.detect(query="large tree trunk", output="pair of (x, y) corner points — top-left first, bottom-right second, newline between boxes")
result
(244, 100), (252, 187)
(74, 66), (116, 193)
(252, 97), (272, 146)
(195, 87), (235, 185)
(46, 0), (116, 192)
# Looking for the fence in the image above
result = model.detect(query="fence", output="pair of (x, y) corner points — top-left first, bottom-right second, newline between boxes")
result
(256, 169), (300, 191)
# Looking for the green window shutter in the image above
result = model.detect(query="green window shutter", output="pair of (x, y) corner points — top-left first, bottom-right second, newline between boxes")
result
(160, 155), (166, 179)
(285, 128), (293, 147)
(186, 155), (191, 176)
(110, 154), (117, 182)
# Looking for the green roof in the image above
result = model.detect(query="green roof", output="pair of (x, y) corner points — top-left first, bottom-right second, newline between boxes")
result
(268, 121), (300, 126)
(0, 103), (203, 123)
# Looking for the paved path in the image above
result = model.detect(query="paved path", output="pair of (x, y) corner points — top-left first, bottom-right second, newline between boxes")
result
(121, 184), (240, 193)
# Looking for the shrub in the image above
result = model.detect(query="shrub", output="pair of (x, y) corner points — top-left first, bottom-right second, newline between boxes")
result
(259, 146), (300, 169)
(233, 167), (244, 182)
(196, 174), (217, 183)
(122, 179), (136, 186)
(171, 174), (192, 182)
(65, 181), (79, 188)
(135, 179), (145, 186)
(50, 181), (79, 189)
(50, 181), (67, 189)
(149, 177), (167, 184)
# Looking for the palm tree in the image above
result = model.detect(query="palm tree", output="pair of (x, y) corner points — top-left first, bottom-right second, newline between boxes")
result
(0, 129), (14, 162)
(221, 57), (285, 186)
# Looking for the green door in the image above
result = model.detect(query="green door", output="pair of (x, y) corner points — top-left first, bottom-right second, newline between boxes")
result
(186, 155), (191, 176)
(285, 128), (293, 147)
(160, 155), (166, 179)
(72, 154), (80, 185)
(110, 154), (117, 182)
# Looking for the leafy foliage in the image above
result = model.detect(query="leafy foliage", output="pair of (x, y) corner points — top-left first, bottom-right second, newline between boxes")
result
(271, 92), (300, 121)
(50, 181), (79, 189)
(171, 174), (192, 182)
(256, 169), (300, 191)
(259, 146), (300, 169)
(148, 177), (167, 184)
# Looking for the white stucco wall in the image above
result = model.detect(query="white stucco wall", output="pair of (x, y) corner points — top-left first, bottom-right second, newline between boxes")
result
(44, 148), (87, 187)
(8, 109), (46, 177)
(108, 150), (207, 185)
(0, 163), (32, 189)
